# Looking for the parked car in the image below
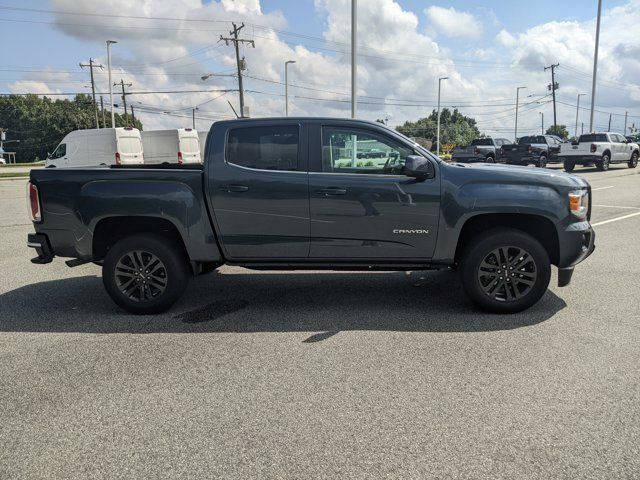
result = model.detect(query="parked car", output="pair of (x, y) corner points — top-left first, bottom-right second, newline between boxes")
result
(559, 132), (639, 172)
(452, 138), (513, 163)
(45, 127), (144, 168)
(141, 128), (201, 165)
(502, 135), (564, 168)
(27, 118), (595, 315)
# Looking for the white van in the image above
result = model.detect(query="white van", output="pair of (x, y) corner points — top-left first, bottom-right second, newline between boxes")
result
(141, 128), (202, 164)
(46, 127), (144, 167)
(198, 131), (208, 161)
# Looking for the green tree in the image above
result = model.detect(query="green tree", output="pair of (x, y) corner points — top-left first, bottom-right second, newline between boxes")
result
(0, 94), (142, 163)
(396, 108), (480, 152)
(545, 124), (569, 140)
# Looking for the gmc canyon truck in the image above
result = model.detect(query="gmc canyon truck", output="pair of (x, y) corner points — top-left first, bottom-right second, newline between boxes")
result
(27, 118), (595, 315)
(559, 132), (639, 172)
(502, 135), (564, 168)
(451, 138), (513, 163)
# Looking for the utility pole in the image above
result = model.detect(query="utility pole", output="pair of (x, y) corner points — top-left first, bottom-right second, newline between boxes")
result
(607, 113), (612, 132)
(130, 105), (136, 124)
(192, 107), (197, 129)
(590, 0), (602, 132)
(79, 58), (104, 129)
(114, 79), (132, 125)
(106, 40), (117, 128)
(624, 111), (628, 135)
(351, 0), (357, 119)
(220, 23), (254, 118)
(514, 86), (526, 142)
(100, 96), (106, 128)
(539, 112), (544, 134)
(575, 94), (586, 138)
(284, 60), (296, 116)
(544, 63), (559, 130)
(436, 77), (448, 156)
(582, 122), (584, 134)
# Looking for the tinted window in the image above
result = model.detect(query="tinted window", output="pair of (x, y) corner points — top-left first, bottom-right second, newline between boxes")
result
(227, 126), (299, 171)
(578, 134), (608, 143)
(518, 136), (546, 145)
(50, 143), (66, 159)
(471, 139), (494, 146)
(119, 136), (143, 154)
(613, 134), (626, 143)
(322, 127), (414, 175)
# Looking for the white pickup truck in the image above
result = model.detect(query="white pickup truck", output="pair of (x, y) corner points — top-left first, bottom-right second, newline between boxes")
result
(560, 132), (639, 172)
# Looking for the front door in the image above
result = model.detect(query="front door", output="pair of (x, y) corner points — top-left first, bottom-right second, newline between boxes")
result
(207, 122), (309, 260)
(308, 123), (440, 260)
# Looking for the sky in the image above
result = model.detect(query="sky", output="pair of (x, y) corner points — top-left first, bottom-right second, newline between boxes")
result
(1, 0), (639, 138)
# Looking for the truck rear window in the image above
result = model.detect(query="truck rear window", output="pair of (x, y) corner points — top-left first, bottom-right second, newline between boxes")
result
(226, 126), (299, 171)
(471, 139), (493, 146)
(518, 136), (545, 145)
(578, 134), (608, 143)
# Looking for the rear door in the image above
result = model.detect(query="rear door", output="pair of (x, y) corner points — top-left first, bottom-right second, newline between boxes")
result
(307, 121), (440, 260)
(206, 121), (309, 260)
(179, 134), (201, 164)
(117, 132), (144, 165)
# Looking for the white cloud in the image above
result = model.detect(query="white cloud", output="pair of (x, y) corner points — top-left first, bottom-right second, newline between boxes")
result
(424, 6), (483, 39)
(495, 29), (516, 48)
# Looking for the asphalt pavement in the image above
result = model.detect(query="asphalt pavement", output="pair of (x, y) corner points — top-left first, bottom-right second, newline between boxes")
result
(1, 164), (639, 479)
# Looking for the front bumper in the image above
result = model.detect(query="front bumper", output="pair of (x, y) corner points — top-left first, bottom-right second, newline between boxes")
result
(27, 233), (54, 264)
(557, 221), (596, 287)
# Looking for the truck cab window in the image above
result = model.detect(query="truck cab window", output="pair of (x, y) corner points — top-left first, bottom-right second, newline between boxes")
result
(50, 143), (66, 159)
(226, 125), (299, 171)
(322, 128), (413, 175)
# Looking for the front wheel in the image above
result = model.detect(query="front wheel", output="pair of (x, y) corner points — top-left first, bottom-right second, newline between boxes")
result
(460, 229), (551, 313)
(629, 152), (638, 169)
(537, 155), (548, 168)
(102, 234), (189, 314)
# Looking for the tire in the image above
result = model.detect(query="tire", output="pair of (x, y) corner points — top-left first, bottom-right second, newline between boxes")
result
(628, 151), (638, 169)
(485, 155), (496, 163)
(102, 234), (189, 314)
(564, 159), (576, 172)
(596, 153), (610, 171)
(459, 228), (551, 314)
(537, 154), (548, 168)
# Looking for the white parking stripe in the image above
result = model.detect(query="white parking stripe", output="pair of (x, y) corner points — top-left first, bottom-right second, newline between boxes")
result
(593, 204), (640, 210)
(592, 211), (640, 227)
(592, 186), (615, 191)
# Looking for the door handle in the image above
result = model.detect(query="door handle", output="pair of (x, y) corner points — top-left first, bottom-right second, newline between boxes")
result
(219, 184), (249, 193)
(316, 187), (347, 196)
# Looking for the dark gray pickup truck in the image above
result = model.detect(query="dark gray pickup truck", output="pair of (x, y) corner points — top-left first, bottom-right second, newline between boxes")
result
(27, 118), (595, 314)
(451, 137), (513, 163)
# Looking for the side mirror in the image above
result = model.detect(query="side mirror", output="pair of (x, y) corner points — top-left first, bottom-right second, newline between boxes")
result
(404, 155), (435, 179)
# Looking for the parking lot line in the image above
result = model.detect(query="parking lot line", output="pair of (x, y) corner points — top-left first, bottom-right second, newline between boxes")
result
(592, 186), (615, 191)
(593, 204), (640, 210)
(592, 211), (640, 227)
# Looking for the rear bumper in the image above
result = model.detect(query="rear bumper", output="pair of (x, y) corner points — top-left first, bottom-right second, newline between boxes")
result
(27, 233), (54, 264)
(560, 155), (599, 164)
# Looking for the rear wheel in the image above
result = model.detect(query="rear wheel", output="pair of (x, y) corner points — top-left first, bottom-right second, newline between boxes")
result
(564, 159), (576, 172)
(628, 152), (638, 169)
(485, 155), (496, 163)
(102, 234), (189, 314)
(460, 229), (551, 313)
(537, 154), (548, 168)
(596, 153), (610, 171)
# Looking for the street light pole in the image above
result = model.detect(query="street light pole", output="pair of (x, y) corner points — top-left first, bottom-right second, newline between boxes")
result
(106, 40), (117, 128)
(575, 94), (586, 138)
(436, 77), (448, 156)
(351, 0), (357, 118)
(285, 60), (296, 116)
(515, 86), (526, 142)
(589, 0), (602, 132)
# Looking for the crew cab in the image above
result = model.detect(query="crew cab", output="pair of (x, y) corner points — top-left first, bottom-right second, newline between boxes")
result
(559, 132), (639, 172)
(502, 135), (564, 168)
(27, 118), (595, 315)
(451, 138), (513, 163)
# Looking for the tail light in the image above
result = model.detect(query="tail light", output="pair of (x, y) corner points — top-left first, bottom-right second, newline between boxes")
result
(473, 147), (479, 155)
(590, 143), (597, 153)
(115, 152), (121, 165)
(528, 146), (533, 154)
(27, 182), (41, 222)
(178, 151), (183, 164)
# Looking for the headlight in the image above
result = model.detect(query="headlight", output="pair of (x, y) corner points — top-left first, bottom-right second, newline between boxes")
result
(568, 190), (589, 219)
